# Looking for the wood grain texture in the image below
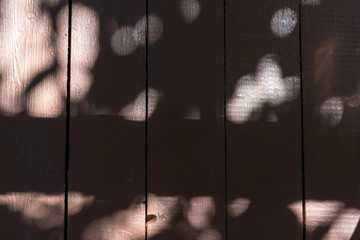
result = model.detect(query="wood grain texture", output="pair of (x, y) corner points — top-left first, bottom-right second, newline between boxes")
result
(301, 1), (360, 238)
(226, 0), (303, 239)
(147, 0), (226, 239)
(0, 0), (68, 239)
(67, 0), (146, 239)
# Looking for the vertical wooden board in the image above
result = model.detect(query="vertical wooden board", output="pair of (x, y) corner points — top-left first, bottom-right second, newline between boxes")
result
(301, 1), (360, 239)
(226, 0), (303, 239)
(0, 0), (68, 239)
(68, 0), (146, 239)
(147, 0), (225, 239)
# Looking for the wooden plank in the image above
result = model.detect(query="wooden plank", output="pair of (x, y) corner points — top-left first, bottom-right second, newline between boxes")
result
(226, 1), (303, 239)
(301, 1), (360, 239)
(67, 0), (146, 239)
(147, 0), (226, 239)
(0, 0), (68, 239)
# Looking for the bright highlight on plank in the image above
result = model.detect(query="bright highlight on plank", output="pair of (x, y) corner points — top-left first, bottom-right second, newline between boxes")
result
(227, 54), (300, 124)
(320, 97), (344, 126)
(180, 0), (201, 24)
(271, 8), (297, 38)
(111, 14), (163, 56)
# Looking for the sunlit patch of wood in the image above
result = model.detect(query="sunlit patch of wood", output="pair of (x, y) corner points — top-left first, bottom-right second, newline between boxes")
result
(323, 208), (360, 240)
(0, 192), (94, 229)
(82, 196), (146, 240)
(185, 196), (215, 230)
(134, 15), (163, 47)
(111, 14), (163, 56)
(57, 3), (100, 104)
(271, 8), (297, 38)
(302, 0), (321, 5)
(228, 198), (250, 217)
(111, 26), (138, 56)
(319, 97), (344, 126)
(27, 75), (64, 118)
(179, 0), (201, 24)
(0, 0), (99, 117)
(119, 88), (160, 121)
(147, 194), (184, 238)
(288, 200), (349, 233)
(0, 0), (56, 116)
(83, 194), (198, 240)
(227, 55), (300, 124)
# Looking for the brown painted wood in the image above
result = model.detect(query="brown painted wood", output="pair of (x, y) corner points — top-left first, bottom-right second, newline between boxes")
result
(226, 1), (303, 239)
(301, 1), (360, 239)
(3, 1), (360, 239)
(147, 0), (226, 239)
(0, 0), (68, 239)
(68, 0), (146, 239)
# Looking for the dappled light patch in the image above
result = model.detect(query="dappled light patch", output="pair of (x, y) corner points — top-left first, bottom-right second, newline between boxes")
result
(320, 97), (344, 126)
(271, 8), (297, 38)
(119, 89), (146, 121)
(147, 194), (183, 238)
(82, 194), (184, 240)
(322, 208), (360, 240)
(81, 194), (225, 239)
(302, 0), (321, 6)
(111, 14), (163, 56)
(148, 88), (160, 118)
(58, 3), (100, 103)
(82, 197), (145, 240)
(1, 0), (359, 240)
(179, 0), (201, 24)
(69, 70), (94, 103)
(0, 0), (55, 116)
(228, 198), (250, 217)
(227, 54), (300, 124)
(111, 26), (138, 56)
(119, 88), (160, 121)
(288, 200), (346, 233)
(67, 192), (95, 215)
(135, 15), (163, 46)
(0, 192), (94, 229)
(185, 196), (215, 230)
(27, 75), (64, 118)
(0, 1), (101, 117)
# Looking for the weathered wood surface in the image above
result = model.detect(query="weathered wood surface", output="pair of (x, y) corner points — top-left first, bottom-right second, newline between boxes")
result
(147, 0), (226, 239)
(68, 0), (146, 239)
(0, 0), (68, 239)
(226, 0), (303, 239)
(301, 0), (360, 239)
(2, 0), (360, 239)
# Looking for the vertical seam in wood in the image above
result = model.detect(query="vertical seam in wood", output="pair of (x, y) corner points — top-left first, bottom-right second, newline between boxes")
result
(64, 0), (72, 239)
(223, 0), (228, 239)
(298, 1), (306, 239)
(145, 0), (149, 238)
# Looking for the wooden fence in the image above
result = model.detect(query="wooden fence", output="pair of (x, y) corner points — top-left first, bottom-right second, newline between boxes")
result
(0, 0), (359, 239)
